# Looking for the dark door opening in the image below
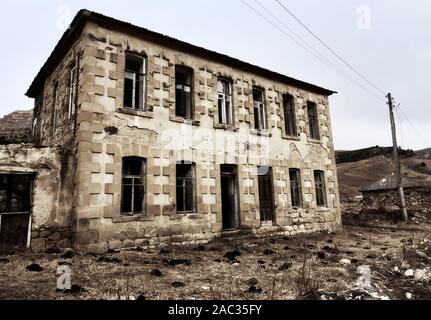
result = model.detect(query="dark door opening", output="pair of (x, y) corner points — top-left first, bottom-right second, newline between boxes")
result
(258, 166), (275, 222)
(0, 174), (33, 251)
(221, 165), (239, 230)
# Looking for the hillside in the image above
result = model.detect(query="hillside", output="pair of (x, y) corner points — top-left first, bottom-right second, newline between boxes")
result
(336, 147), (431, 201)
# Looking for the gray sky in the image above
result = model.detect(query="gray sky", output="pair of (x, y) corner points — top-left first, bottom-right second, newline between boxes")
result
(0, 0), (430, 150)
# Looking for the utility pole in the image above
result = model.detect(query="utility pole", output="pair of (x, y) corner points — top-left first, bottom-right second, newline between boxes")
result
(387, 93), (408, 222)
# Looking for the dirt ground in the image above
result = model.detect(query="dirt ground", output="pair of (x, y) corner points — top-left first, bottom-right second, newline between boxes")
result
(1, 213), (430, 300)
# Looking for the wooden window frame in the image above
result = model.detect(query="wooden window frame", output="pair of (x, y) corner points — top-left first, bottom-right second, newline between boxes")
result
(217, 78), (234, 125)
(253, 87), (268, 131)
(123, 52), (147, 111)
(121, 157), (147, 216)
(314, 170), (327, 207)
(289, 168), (303, 208)
(175, 66), (194, 120)
(283, 94), (297, 137)
(307, 101), (320, 140)
(68, 62), (78, 119)
(176, 162), (197, 214)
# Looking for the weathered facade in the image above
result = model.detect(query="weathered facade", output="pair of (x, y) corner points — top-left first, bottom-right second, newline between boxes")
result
(19, 10), (341, 253)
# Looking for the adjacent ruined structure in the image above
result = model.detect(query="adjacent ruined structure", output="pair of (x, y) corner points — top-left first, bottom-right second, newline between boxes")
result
(361, 175), (431, 216)
(1, 9), (341, 253)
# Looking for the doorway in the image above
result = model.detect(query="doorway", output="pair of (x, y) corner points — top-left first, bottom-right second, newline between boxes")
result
(257, 166), (275, 223)
(220, 165), (239, 230)
(0, 174), (33, 251)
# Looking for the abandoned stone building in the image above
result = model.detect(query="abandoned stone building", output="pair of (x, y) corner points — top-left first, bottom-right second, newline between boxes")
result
(0, 9), (341, 253)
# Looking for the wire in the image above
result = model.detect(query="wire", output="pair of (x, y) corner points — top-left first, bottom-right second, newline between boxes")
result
(240, 0), (386, 102)
(394, 108), (405, 147)
(396, 107), (430, 146)
(274, 0), (387, 96)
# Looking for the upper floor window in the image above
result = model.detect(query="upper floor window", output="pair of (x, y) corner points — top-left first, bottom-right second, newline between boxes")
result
(32, 94), (43, 144)
(124, 53), (146, 110)
(307, 101), (320, 140)
(314, 170), (327, 207)
(283, 94), (297, 137)
(289, 168), (302, 208)
(68, 63), (78, 119)
(176, 162), (196, 213)
(217, 78), (233, 125)
(253, 88), (267, 130)
(175, 66), (193, 119)
(52, 82), (59, 133)
(121, 157), (146, 215)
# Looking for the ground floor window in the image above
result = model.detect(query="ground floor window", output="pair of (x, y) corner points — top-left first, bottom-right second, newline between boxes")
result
(176, 162), (196, 213)
(314, 170), (327, 207)
(121, 157), (146, 215)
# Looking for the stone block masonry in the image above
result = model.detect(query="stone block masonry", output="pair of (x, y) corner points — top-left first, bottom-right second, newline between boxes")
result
(23, 10), (342, 253)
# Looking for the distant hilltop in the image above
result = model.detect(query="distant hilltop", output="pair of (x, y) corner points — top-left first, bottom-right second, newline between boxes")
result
(0, 110), (33, 144)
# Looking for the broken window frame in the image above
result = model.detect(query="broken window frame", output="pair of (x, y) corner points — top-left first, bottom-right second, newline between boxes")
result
(121, 157), (147, 216)
(253, 88), (268, 131)
(307, 101), (320, 140)
(217, 78), (234, 125)
(289, 168), (302, 208)
(314, 170), (327, 207)
(52, 82), (59, 133)
(176, 162), (197, 214)
(175, 66), (194, 120)
(123, 53), (147, 110)
(68, 62), (78, 119)
(283, 94), (297, 137)
(32, 94), (43, 144)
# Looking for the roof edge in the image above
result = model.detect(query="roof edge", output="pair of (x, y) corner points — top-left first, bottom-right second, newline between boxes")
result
(26, 9), (337, 98)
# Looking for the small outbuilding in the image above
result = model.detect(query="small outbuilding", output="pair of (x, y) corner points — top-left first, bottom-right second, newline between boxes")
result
(360, 175), (431, 215)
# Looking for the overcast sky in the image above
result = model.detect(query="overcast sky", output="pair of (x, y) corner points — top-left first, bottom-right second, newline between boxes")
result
(0, 0), (429, 150)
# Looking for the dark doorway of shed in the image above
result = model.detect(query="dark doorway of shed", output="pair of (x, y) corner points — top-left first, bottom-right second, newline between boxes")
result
(0, 174), (33, 251)
(258, 166), (275, 223)
(221, 165), (239, 230)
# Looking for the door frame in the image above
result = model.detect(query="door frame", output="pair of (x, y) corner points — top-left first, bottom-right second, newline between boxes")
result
(257, 166), (276, 224)
(220, 164), (240, 230)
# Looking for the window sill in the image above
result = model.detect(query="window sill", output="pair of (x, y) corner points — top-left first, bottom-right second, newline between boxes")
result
(112, 214), (154, 223)
(308, 138), (322, 144)
(170, 212), (203, 220)
(214, 123), (239, 132)
(117, 107), (154, 118)
(250, 129), (272, 137)
(169, 116), (200, 126)
(281, 134), (301, 141)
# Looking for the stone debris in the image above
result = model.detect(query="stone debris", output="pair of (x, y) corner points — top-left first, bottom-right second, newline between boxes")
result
(26, 263), (44, 272)
(405, 292), (413, 300)
(150, 269), (162, 277)
(278, 262), (292, 271)
(171, 281), (185, 288)
(404, 269), (414, 277)
(61, 249), (76, 259)
(97, 256), (122, 264)
(340, 259), (352, 265)
(56, 284), (86, 295)
(166, 259), (192, 267)
(263, 249), (275, 255)
(223, 250), (241, 262)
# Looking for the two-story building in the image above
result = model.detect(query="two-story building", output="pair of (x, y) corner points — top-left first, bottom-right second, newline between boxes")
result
(14, 9), (341, 253)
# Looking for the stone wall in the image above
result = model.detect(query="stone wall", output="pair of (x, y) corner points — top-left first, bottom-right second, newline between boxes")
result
(33, 20), (342, 253)
(0, 111), (32, 144)
(362, 188), (431, 215)
(0, 144), (74, 251)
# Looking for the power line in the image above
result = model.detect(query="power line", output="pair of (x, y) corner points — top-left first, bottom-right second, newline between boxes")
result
(240, 0), (386, 102)
(274, 0), (387, 96)
(396, 107), (430, 146)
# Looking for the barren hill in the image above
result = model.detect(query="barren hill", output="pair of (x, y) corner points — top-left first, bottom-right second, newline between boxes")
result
(336, 147), (431, 201)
